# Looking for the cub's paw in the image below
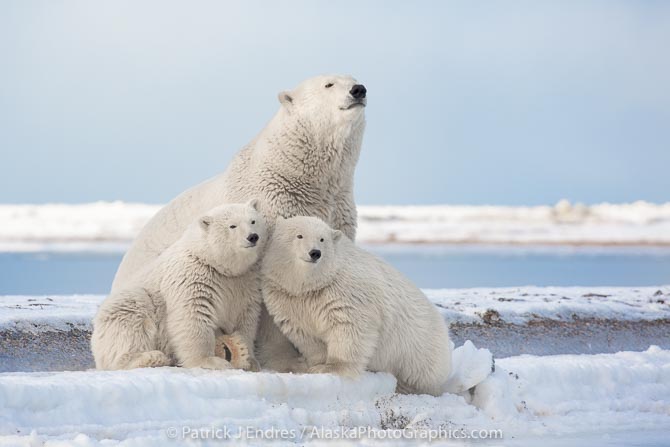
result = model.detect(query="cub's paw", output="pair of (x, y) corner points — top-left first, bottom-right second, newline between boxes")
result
(308, 363), (360, 378)
(261, 355), (308, 373)
(247, 357), (261, 372)
(193, 356), (233, 370)
(215, 333), (254, 371)
(120, 350), (172, 369)
(308, 364), (330, 374)
(289, 357), (309, 373)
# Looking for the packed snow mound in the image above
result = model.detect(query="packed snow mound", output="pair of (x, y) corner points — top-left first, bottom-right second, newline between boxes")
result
(445, 340), (494, 393)
(0, 368), (395, 441)
(1, 347), (668, 446)
(1, 200), (670, 251)
(2, 286), (667, 333)
(489, 346), (670, 433)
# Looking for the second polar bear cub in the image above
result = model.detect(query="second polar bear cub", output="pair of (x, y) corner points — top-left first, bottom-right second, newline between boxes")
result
(262, 216), (452, 396)
(92, 200), (265, 371)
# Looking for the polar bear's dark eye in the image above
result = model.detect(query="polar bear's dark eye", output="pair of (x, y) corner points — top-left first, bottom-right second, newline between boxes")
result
(325, 83), (334, 88)
(320, 238), (324, 242)
(251, 220), (255, 225)
(297, 235), (303, 239)
(229, 225), (237, 229)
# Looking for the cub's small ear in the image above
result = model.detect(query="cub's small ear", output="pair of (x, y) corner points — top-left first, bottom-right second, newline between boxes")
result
(247, 198), (259, 210)
(199, 216), (212, 231)
(332, 229), (343, 242)
(278, 91), (293, 107)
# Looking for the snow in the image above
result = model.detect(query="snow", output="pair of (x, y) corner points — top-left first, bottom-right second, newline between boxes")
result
(0, 346), (668, 446)
(428, 286), (670, 325)
(0, 202), (158, 253)
(492, 347), (670, 434)
(1, 287), (668, 444)
(2, 200), (670, 252)
(0, 295), (100, 333)
(357, 200), (670, 245)
(2, 286), (667, 334)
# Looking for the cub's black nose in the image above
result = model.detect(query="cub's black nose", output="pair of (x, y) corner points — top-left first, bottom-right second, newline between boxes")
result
(309, 249), (322, 261)
(350, 84), (367, 99)
(247, 233), (259, 244)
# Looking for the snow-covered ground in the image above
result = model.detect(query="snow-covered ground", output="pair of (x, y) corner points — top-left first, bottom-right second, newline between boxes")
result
(1, 346), (668, 446)
(2, 286), (668, 334)
(2, 200), (670, 251)
(1, 287), (668, 445)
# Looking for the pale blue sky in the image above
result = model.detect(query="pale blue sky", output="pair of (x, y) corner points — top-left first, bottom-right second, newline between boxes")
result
(1, 1), (669, 205)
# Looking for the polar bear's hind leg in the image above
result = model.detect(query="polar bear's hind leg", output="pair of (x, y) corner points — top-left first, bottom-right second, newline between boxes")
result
(119, 350), (171, 369)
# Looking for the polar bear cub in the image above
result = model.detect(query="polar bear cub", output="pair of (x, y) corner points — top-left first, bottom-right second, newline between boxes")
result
(92, 200), (266, 370)
(262, 216), (452, 396)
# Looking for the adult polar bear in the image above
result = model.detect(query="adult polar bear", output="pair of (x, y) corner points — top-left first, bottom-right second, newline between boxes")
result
(112, 74), (367, 371)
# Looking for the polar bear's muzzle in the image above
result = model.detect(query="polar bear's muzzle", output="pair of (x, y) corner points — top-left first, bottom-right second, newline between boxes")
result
(341, 100), (366, 110)
(340, 84), (367, 110)
(302, 249), (322, 263)
(244, 233), (259, 248)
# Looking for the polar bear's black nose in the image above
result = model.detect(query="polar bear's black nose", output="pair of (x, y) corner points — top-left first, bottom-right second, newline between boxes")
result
(309, 249), (321, 261)
(350, 84), (367, 99)
(247, 233), (259, 244)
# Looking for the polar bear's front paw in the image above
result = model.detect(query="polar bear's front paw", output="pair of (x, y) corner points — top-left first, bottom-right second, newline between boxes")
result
(247, 357), (261, 372)
(308, 364), (330, 374)
(289, 356), (309, 373)
(308, 362), (360, 378)
(215, 333), (259, 371)
(191, 356), (233, 370)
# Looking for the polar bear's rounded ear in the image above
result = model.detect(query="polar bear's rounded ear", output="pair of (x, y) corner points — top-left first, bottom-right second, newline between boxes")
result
(199, 216), (212, 231)
(278, 91), (293, 107)
(247, 198), (259, 210)
(332, 229), (343, 242)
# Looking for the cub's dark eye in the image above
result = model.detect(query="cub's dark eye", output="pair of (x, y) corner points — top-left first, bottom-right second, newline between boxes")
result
(297, 235), (303, 239)
(251, 220), (255, 225)
(320, 238), (324, 242)
(229, 225), (237, 229)
(325, 83), (334, 88)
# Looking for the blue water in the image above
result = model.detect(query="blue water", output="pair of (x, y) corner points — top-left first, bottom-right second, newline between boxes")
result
(1, 245), (668, 295)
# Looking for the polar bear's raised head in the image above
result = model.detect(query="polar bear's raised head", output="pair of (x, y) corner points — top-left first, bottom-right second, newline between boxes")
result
(277, 74), (366, 135)
(186, 200), (267, 276)
(262, 216), (344, 294)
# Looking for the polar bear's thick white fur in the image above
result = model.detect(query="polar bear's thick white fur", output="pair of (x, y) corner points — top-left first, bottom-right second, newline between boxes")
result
(111, 75), (367, 371)
(92, 201), (266, 370)
(262, 216), (453, 396)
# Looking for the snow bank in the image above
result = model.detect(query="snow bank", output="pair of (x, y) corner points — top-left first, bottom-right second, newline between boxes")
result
(357, 200), (670, 245)
(1, 347), (668, 445)
(0, 295), (100, 333)
(428, 285), (670, 325)
(0, 202), (158, 252)
(2, 287), (667, 334)
(1, 200), (670, 251)
(491, 346), (670, 434)
(0, 368), (395, 442)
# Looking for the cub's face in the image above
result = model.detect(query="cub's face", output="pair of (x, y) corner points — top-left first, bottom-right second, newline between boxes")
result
(278, 74), (366, 130)
(198, 200), (266, 275)
(271, 216), (343, 279)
